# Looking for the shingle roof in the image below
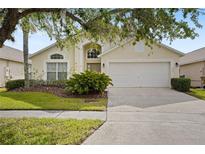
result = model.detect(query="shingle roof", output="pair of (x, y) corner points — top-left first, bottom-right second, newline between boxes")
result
(180, 47), (205, 65)
(0, 46), (23, 63)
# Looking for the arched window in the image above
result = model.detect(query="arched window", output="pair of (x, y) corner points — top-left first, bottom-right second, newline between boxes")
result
(87, 48), (100, 59)
(50, 54), (63, 59)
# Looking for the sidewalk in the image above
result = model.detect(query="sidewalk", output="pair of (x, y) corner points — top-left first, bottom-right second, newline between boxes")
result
(0, 110), (106, 120)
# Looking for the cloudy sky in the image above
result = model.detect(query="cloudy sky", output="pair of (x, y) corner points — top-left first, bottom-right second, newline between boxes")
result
(4, 11), (205, 54)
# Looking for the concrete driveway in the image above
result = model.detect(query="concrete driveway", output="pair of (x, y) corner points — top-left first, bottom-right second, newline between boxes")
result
(83, 88), (205, 144)
(108, 87), (198, 108)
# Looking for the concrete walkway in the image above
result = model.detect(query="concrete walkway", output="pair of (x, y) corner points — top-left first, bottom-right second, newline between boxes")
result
(0, 110), (106, 120)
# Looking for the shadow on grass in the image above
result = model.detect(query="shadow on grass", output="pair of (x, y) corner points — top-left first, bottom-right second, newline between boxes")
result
(0, 92), (107, 111)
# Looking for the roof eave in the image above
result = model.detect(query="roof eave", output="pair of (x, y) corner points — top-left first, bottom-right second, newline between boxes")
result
(29, 42), (57, 58)
(98, 40), (184, 57)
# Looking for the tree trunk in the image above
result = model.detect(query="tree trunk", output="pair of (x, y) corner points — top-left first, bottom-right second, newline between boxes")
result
(23, 29), (29, 88)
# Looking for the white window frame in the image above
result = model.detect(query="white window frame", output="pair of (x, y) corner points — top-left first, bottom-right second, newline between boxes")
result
(44, 52), (69, 80)
(47, 62), (68, 80)
(50, 54), (64, 59)
(86, 48), (101, 60)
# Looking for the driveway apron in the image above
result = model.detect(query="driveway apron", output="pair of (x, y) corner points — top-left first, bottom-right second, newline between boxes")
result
(83, 88), (205, 144)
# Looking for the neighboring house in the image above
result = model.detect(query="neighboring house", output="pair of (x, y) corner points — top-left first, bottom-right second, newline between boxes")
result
(180, 47), (205, 87)
(0, 46), (24, 87)
(30, 39), (184, 88)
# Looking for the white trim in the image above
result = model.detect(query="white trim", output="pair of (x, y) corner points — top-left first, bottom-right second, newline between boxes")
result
(108, 58), (174, 62)
(30, 43), (57, 58)
(42, 52), (70, 80)
(180, 58), (205, 66)
(45, 61), (69, 80)
(86, 48), (101, 60)
(47, 52), (67, 60)
(159, 43), (185, 56)
(107, 58), (174, 88)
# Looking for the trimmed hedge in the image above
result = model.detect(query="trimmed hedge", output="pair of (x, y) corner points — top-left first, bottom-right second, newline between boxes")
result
(171, 78), (191, 92)
(5, 79), (67, 90)
(65, 71), (113, 94)
(5, 79), (25, 90)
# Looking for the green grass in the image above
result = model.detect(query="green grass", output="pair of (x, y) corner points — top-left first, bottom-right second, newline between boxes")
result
(0, 118), (103, 144)
(0, 88), (7, 92)
(187, 88), (205, 100)
(0, 92), (107, 111)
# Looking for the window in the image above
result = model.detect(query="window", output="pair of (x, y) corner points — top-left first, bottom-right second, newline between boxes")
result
(47, 62), (67, 80)
(87, 63), (101, 72)
(50, 54), (64, 59)
(87, 48), (100, 59)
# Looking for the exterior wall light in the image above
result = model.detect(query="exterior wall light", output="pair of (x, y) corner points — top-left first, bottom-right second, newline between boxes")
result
(175, 62), (179, 67)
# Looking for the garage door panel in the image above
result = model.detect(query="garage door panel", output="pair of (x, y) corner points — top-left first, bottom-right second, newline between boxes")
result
(109, 62), (170, 87)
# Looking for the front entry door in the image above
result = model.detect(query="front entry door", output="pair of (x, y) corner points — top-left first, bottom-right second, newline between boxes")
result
(87, 63), (101, 72)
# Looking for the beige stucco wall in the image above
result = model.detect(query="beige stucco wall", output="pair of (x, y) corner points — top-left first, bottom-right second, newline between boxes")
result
(101, 41), (181, 79)
(180, 61), (205, 87)
(30, 40), (182, 83)
(0, 59), (24, 87)
(30, 46), (75, 80)
(73, 39), (115, 73)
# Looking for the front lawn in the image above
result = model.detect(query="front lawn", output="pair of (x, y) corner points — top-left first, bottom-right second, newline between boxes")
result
(0, 118), (102, 144)
(0, 88), (7, 92)
(0, 92), (107, 111)
(187, 88), (205, 100)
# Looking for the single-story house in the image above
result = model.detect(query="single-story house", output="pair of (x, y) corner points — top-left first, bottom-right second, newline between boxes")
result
(30, 39), (184, 88)
(180, 47), (205, 87)
(0, 46), (24, 87)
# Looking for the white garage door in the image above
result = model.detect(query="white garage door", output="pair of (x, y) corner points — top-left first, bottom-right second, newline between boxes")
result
(109, 62), (170, 87)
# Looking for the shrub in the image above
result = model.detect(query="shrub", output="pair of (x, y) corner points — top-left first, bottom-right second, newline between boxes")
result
(5, 79), (25, 90)
(171, 78), (191, 92)
(47, 80), (67, 88)
(30, 80), (67, 88)
(65, 71), (112, 94)
(6, 79), (67, 90)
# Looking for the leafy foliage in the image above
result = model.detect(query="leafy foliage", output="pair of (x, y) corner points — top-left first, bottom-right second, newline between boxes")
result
(65, 71), (112, 94)
(0, 8), (204, 47)
(29, 80), (68, 88)
(5, 79), (25, 90)
(171, 78), (191, 92)
(5, 79), (68, 90)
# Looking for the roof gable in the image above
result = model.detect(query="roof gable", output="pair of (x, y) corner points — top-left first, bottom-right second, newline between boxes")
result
(29, 43), (56, 58)
(180, 47), (205, 65)
(98, 39), (184, 57)
(0, 45), (23, 63)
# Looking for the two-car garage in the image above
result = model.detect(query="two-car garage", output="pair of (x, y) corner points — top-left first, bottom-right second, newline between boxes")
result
(100, 41), (183, 88)
(109, 62), (170, 87)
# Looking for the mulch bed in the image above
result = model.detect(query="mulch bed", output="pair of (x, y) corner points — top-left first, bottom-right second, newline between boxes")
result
(11, 86), (107, 99)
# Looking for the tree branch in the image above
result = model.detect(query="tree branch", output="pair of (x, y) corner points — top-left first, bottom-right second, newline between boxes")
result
(65, 11), (88, 29)
(86, 8), (130, 25)
(19, 8), (61, 18)
(20, 9), (88, 29)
